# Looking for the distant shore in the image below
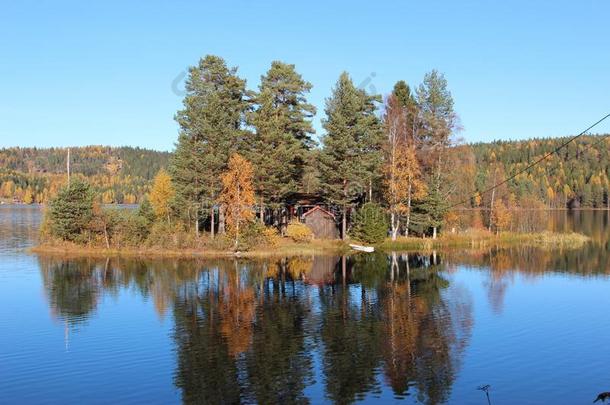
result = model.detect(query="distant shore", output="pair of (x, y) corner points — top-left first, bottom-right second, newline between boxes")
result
(31, 230), (590, 259)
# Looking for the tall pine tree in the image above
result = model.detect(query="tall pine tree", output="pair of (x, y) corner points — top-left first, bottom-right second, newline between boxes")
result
(170, 55), (249, 237)
(414, 70), (459, 238)
(319, 72), (382, 239)
(246, 61), (316, 222)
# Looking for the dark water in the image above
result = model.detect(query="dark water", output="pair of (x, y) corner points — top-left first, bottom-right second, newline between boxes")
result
(2, 206), (610, 404)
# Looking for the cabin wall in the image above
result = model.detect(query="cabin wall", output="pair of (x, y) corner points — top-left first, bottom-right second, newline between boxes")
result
(304, 210), (339, 239)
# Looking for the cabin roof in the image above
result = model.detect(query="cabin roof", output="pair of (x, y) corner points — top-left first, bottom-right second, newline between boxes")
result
(302, 206), (335, 219)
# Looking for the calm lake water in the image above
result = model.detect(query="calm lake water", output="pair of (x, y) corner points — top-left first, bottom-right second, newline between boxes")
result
(2, 206), (610, 404)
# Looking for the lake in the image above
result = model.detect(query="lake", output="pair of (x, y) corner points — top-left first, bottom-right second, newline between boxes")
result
(2, 205), (610, 404)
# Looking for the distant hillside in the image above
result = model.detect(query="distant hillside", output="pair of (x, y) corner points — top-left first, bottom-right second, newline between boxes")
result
(0, 146), (171, 204)
(1, 135), (609, 208)
(471, 134), (610, 208)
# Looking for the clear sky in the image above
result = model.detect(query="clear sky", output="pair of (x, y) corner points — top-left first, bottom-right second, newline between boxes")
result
(1, 0), (609, 151)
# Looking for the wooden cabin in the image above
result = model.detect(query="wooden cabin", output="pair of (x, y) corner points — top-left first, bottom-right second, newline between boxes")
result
(302, 206), (339, 239)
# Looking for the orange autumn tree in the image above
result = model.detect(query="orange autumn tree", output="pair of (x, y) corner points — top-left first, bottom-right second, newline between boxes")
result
(218, 154), (255, 249)
(491, 199), (512, 234)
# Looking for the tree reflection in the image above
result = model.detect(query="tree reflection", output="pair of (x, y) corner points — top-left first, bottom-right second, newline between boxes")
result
(39, 256), (101, 327)
(38, 253), (474, 404)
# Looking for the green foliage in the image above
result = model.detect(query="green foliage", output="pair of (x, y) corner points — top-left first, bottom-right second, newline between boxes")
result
(47, 180), (94, 242)
(171, 54), (250, 227)
(137, 198), (156, 225)
(234, 221), (269, 251)
(286, 220), (314, 243)
(246, 61), (316, 207)
(410, 186), (447, 236)
(350, 203), (388, 243)
(319, 72), (383, 231)
(471, 136), (610, 208)
(0, 146), (169, 204)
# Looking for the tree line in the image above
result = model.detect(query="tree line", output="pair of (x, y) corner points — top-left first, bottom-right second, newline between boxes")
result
(166, 54), (462, 241)
(37, 54), (610, 247)
(0, 146), (170, 204)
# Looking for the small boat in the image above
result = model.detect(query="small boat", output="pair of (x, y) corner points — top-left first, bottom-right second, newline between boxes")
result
(349, 244), (374, 253)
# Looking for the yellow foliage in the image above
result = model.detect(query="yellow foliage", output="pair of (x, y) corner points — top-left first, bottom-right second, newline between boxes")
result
(149, 169), (175, 221)
(383, 140), (426, 214)
(22, 188), (34, 204)
(491, 200), (512, 233)
(218, 154), (255, 246)
(262, 226), (281, 246)
(286, 220), (313, 243)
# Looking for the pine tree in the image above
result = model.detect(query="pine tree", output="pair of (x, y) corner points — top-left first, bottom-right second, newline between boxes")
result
(47, 179), (94, 242)
(319, 72), (382, 239)
(170, 55), (249, 237)
(246, 61), (316, 220)
(415, 70), (459, 237)
(350, 202), (389, 243)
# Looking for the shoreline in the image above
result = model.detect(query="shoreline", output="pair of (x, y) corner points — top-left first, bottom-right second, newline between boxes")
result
(30, 231), (590, 259)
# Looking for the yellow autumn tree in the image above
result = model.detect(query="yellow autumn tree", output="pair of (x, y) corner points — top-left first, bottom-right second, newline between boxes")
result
(383, 94), (426, 240)
(383, 141), (426, 240)
(149, 169), (175, 223)
(491, 199), (512, 234)
(218, 154), (255, 249)
(22, 187), (34, 204)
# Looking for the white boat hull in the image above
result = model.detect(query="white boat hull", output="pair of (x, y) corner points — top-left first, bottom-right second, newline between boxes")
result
(349, 244), (375, 253)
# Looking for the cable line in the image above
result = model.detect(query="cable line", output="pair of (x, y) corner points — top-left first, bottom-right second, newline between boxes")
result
(449, 113), (610, 209)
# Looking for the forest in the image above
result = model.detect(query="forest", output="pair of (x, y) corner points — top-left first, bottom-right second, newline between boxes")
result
(31, 54), (610, 249)
(0, 146), (170, 204)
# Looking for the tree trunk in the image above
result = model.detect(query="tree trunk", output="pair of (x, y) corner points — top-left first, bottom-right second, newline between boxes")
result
(432, 226), (437, 239)
(195, 217), (199, 238)
(210, 206), (215, 239)
(342, 206), (347, 240)
(259, 196), (264, 223)
(103, 223), (110, 249)
(405, 183), (412, 237)
(218, 206), (226, 234)
(390, 211), (399, 241)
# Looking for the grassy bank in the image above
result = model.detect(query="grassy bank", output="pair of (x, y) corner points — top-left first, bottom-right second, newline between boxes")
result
(378, 230), (590, 251)
(32, 230), (589, 258)
(30, 239), (352, 259)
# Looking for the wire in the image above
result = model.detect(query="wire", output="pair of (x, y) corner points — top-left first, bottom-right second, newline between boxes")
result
(448, 113), (610, 209)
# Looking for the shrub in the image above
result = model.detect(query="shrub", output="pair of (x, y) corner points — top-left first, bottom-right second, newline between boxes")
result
(47, 179), (94, 242)
(286, 220), (313, 243)
(223, 221), (266, 251)
(262, 226), (281, 247)
(350, 203), (389, 244)
(146, 221), (182, 249)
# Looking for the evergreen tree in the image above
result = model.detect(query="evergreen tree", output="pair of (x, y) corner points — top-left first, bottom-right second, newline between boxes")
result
(47, 179), (94, 242)
(415, 70), (459, 237)
(410, 186), (447, 238)
(246, 61), (316, 220)
(350, 202), (389, 243)
(170, 55), (249, 237)
(319, 72), (382, 239)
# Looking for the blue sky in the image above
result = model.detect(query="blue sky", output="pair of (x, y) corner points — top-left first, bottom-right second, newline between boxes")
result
(1, 0), (609, 151)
